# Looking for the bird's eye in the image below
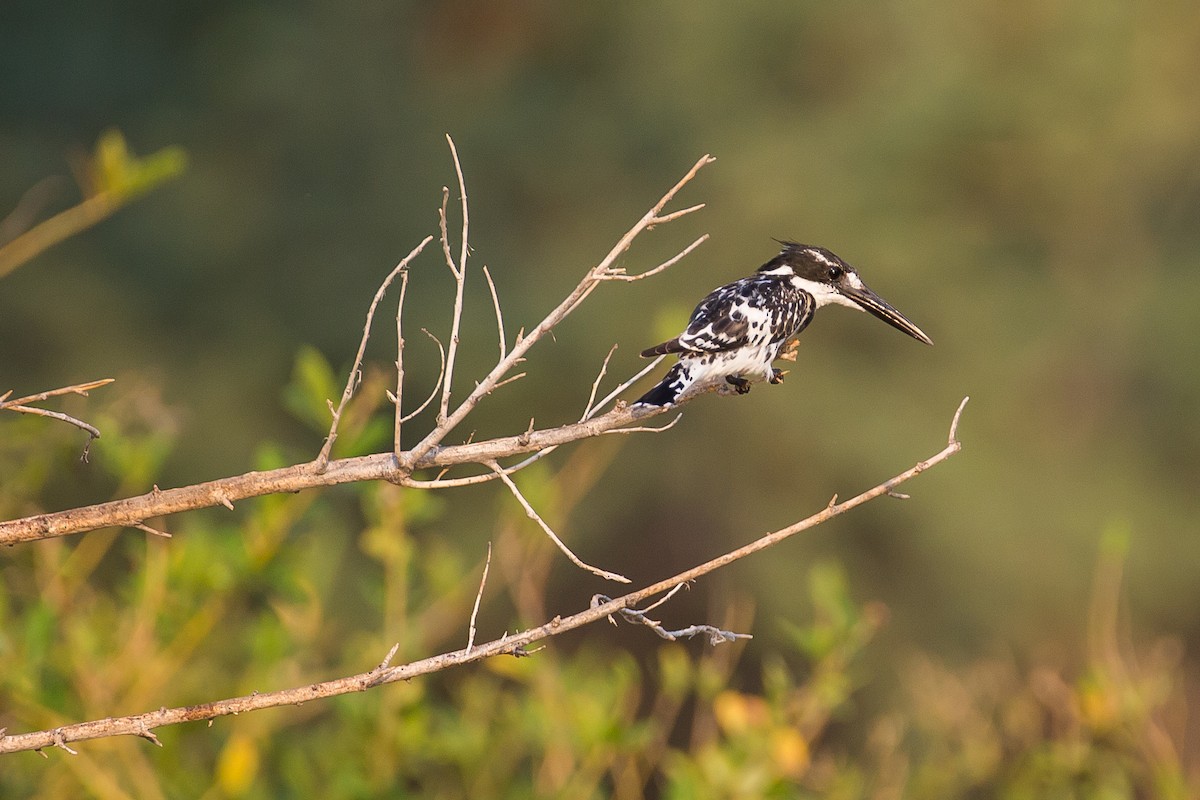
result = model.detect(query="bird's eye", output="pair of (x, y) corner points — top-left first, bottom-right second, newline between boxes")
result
(828, 266), (844, 280)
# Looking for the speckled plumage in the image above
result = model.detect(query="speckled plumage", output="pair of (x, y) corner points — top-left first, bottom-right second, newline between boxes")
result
(634, 241), (932, 407)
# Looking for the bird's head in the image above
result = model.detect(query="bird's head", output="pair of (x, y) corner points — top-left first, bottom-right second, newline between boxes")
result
(764, 241), (933, 345)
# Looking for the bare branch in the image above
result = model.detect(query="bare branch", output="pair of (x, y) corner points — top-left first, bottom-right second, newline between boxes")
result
(583, 344), (619, 420)
(948, 395), (969, 444)
(1, 378), (116, 449)
(315, 236), (433, 470)
(486, 372), (526, 394)
(393, 268), (410, 456)
(437, 135), (471, 424)
(648, 202), (706, 227)
(487, 459), (630, 584)
(588, 355), (666, 420)
(466, 542), (492, 654)
(0, 155), (704, 546)
(482, 265), (507, 360)
(396, 329), (447, 424)
(597, 234), (708, 283)
(0, 399), (965, 754)
(132, 522), (172, 538)
(594, 590), (752, 645)
(2, 404), (102, 441)
(0, 403), (685, 545)
(375, 643), (401, 672)
(402, 154), (714, 471)
(1, 378), (115, 407)
(600, 414), (682, 435)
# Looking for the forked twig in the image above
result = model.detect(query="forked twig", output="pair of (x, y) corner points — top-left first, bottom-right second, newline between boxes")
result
(402, 154), (714, 472)
(1, 378), (117, 450)
(315, 236), (433, 470)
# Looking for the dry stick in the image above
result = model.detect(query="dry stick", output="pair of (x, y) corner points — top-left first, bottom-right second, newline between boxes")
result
(393, 269), (410, 457)
(392, 330), (446, 425)
(487, 459), (630, 583)
(315, 236), (433, 470)
(584, 345), (619, 420)
(0, 359), (676, 543)
(0, 397), (966, 755)
(466, 542), (492, 654)
(481, 265), (506, 360)
(397, 356), (675, 490)
(0, 403), (668, 545)
(402, 155), (714, 472)
(2, 405), (102, 442)
(594, 588), (751, 646)
(132, 522), (171, 539)
(0, 378), (115, 408)
(1, 378), (116, 442)
(436, 135), (470, 425)
(0, 157), (710, 545)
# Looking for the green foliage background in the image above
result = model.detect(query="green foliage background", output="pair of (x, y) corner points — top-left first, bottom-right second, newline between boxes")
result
(2, 1), (1199, 796)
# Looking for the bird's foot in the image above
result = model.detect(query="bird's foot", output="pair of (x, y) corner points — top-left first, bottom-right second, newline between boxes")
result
(725, 376), (752, 395)
(770, 369), (787, 385)
(776, 339), (800, 363)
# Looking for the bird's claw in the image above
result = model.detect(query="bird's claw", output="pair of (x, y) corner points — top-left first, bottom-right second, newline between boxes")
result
(770, 369), (787, 385)
(725, 376), (752, 395)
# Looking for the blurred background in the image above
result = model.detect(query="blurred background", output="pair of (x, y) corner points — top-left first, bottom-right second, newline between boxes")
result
(3, 1), (1199, 796)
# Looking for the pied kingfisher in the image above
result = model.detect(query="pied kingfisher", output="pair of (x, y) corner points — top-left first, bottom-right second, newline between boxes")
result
(633, 241), (932, 407)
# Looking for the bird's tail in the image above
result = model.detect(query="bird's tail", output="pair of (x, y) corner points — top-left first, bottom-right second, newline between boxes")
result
(633, 362), (689, 407)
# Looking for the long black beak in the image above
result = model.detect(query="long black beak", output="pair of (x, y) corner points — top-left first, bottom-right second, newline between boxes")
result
(841, 282), (933, 345)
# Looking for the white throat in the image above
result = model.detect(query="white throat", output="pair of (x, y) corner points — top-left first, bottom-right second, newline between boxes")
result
(790, 275), (864, 311)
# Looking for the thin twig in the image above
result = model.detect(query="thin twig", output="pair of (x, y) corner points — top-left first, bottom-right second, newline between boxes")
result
(393, 269), (410, 457)
(396, 330), (447, 424)
(437, 135), (470, 424)
(315, 236), (433, 470)
(466, 542), (492, 654)
(0, 398), (966, 754)
(1, 378), (116, 446)
(0, 403), (673, 545)
(600, 414), (682, 435)
(487, 459), (630, 584)
(588, 355), (666, 420)
(485, 373), (526, 394)
(482, 265), (506, 360)
(132, 522), (172, 539)
(2, 405), (102, 441)
(596, 234), (708, 283)
(582, 344), (619, 420)
(0, 378), (115, 408)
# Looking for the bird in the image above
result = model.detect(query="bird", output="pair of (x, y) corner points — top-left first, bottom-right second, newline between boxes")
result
(633, 241), (932, 407)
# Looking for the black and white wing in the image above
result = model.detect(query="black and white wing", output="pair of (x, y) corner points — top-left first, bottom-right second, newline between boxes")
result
(641, 276), (814, 357)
